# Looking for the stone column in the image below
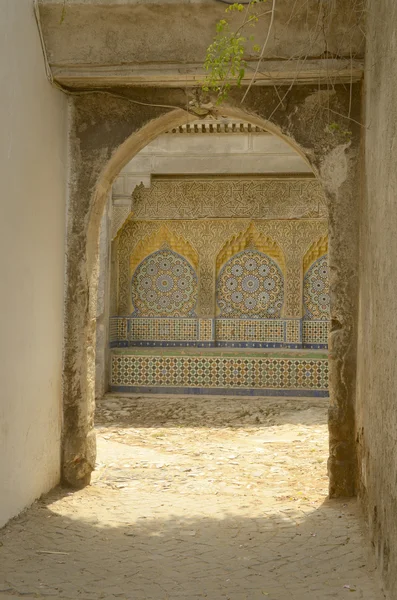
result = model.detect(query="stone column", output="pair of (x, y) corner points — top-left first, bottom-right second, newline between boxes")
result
(95, 195), (112, 400)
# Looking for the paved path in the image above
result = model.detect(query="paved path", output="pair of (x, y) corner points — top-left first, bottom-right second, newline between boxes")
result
(0, 395), (384, 599)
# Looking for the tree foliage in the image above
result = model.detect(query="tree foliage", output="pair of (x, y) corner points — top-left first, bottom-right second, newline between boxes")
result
(203, 1), (269, 104)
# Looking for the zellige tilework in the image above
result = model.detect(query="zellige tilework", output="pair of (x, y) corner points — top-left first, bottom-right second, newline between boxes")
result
(302, 320), (330, 346)
(216, 319), (284, 343)
(111, 350), (329, 396)
(199, 319), (214, 342)
(217, 250), (284, 318)
(303, 255), (330, 321)
(131, 249), (197, 317)
(286, 319), (301, 344)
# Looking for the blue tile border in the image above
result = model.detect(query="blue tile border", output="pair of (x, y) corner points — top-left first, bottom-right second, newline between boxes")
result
(110, 385), (329, 398)
(215, 341), (303, 349)
(303, 343), (328, 349)
(110, 340), (328, 350)
(110, 340), (215, 348)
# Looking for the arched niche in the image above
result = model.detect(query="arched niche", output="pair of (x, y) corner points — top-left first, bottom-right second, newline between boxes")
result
(131, 249), (198, 318)
(216, 222), (285, 276)
(216, 224), (285, 320)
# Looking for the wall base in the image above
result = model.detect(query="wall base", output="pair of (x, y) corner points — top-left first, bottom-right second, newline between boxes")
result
(110, 348), (329, 398)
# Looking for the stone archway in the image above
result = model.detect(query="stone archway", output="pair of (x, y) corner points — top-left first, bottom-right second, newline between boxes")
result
(63, 86), (360, 498)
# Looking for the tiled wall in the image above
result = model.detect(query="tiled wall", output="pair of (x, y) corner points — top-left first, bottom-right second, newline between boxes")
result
(110, 316), (328, 348)
(216, 319), (284, 345)
(302, 321), (330, 346)
(117, 218), (329, 318)
(110, 349), (329, 397)
(108, 178), (330, 396)
(303, 255), (330, 321)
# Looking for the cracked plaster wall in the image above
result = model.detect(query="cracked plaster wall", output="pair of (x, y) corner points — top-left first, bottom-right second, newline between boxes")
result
(0, 1), (67, 525)
(38, 0), (364, 70)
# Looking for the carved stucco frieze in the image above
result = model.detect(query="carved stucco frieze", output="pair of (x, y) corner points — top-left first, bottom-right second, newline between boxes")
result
(131, 178), (327, 221)
(111, 205), (132, 240)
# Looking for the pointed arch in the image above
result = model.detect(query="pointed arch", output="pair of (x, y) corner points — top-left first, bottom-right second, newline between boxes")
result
(303, 235), (328, 274)
(216, 222), (285, 276)
(129, 224), (199, 275)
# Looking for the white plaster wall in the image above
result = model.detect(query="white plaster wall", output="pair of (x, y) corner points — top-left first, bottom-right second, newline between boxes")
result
(117, 132), (311, 183)
(0, 1), (67, 526)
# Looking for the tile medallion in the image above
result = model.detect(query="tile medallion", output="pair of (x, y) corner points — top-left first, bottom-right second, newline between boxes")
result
(217, 250), (284, 319)
(131, 249), (197, 317)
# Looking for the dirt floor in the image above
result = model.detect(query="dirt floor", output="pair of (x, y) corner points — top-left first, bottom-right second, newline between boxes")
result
(0, 395), (384, 600)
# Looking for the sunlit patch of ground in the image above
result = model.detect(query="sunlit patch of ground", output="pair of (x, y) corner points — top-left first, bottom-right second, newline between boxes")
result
(0, 396), (383, 600)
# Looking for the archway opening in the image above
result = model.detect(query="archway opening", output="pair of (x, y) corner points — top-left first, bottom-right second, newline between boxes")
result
(63, 95), (358, 504)
(89, 112), (330, 516)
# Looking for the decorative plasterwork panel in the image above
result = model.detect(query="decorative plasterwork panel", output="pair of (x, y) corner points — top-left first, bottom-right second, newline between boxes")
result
(216, 222), (285, 275)
(303, 235), (329, 274)
(131, 178), (327, 221)
(254, 220), (328, 317)
(117, 219), (328, 318)
(111, 205), (132, 241)
(129, 225), (199, 274)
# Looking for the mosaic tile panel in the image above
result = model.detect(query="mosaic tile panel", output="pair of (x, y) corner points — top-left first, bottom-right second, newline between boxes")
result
(303, 255), (330, 320)
(131, 249), (197, 317)
(199, 319), (214, 342)
(129, 318), (198, 341)
(302, 321), (330, 346)
(110, 316), (327, 348)
(109, 317), (128, 342)
(111, 351), (329, 394)
(216, 319), (284, 343)
(286, 319), (302, 344)
(217, 250), (284, 318)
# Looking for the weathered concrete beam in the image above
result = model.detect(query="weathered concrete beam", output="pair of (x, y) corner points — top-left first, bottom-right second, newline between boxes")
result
(52, 59), (363, 88)
(38, 0), (364, 88)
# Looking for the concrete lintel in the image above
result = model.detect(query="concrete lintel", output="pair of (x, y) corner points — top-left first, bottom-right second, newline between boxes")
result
(52, 59), (363, 88)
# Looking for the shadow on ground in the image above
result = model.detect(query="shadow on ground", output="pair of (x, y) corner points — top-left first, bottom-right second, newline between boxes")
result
(0, 488), (383, 600)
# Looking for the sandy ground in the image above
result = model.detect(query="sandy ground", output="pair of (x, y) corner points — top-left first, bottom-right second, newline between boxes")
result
(0, 395), (384, 600)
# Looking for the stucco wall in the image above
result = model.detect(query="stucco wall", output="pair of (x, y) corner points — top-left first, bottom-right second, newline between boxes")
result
(38, 0), (364, 70)
(0, 1), (67, 526)
(356, 0), (397, 595)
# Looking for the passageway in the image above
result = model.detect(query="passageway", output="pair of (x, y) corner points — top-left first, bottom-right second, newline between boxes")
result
(0, 396), (382, 599)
